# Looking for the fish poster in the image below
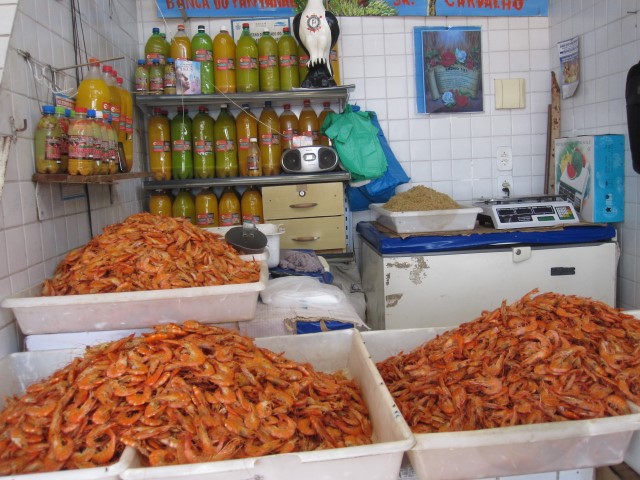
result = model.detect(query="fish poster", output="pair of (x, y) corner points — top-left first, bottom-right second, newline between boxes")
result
(156, 0), (547, 18)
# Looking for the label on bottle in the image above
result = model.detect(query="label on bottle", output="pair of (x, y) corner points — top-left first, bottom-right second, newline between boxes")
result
(260, 134), (273, 146)
(102, 102), (111, 118)
(220, 212), (240, 226)
(172, 139), (191, 151)
(152, 141), (165, 152)
(238, 56), (251, 70)
(228, 58), (236, 70)
(110, 105), (121, 122)
(238, 138), (250, 150)
(195, 49), (213, 62)
(164, 68), (176, 88)
(279, 54), (298, 67)
(215, 139), (234, 152)
(194, 140), (212, 154)
(45, 137), (61, 160)
(259, 55), (278, 68)
(242, 215), (260, 225)
(150, 75), (163, 92)
(282, 128), (294, 142)
(196, 213), (215, 226)
(146, 53), (166, 64)
(68, 135), (92, 159)
(299, 54), (309, 66)
(216, 58), (230, 70)
(247, 153), (259, 171)
(135, 72), (148, 92)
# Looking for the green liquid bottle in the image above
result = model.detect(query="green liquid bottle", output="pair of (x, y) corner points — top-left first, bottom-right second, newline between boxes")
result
(278, 27), (299, 91)
(192, 106), (215, 178)
(171, 106), (193, 179)
(192, 25), (214, 94)
(172, 189), (196, 224)
(236, 23), (259, 93)
(145, 27), (168, 65)
(214, 104), (238, 177)
(258, 29), (279, 92)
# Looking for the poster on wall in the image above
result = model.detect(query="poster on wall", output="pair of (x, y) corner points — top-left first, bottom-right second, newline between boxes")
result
(414, 26), (483, 114)
(156, 0), (547, 18)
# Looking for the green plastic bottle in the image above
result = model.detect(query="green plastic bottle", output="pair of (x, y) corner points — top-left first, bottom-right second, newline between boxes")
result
(172, 189), (196, 224)
(236, 23), (259, 93)
(145, 27), (168, 64)
(258, 29), (279, 92)
(192, 25), (214, 94)
(171, 106), (193, 179)
(192, 106), (215, 178)
(278, 27), (299, 91)
(214, 104), (238, 177)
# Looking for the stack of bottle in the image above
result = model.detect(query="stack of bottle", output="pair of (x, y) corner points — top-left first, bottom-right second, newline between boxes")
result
(136, 23), (341, 95)
(148, 186), (263, 228)
(148, 100), (335, 181)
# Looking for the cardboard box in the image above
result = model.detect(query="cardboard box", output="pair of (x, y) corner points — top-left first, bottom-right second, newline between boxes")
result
(175, 59), (201, 94)
(554, 134), (624, 223)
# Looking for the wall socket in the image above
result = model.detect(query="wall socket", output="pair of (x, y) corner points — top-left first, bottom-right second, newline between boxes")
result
(497, 146), (513, 171)
(497, 174), (513, 198)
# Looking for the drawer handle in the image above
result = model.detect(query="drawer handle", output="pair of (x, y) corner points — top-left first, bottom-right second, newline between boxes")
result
(289, 202), (318, 209)
(292, 236), (319, 242)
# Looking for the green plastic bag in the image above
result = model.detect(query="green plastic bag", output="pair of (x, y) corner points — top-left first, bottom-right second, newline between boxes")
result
(322, 104), (387, 181)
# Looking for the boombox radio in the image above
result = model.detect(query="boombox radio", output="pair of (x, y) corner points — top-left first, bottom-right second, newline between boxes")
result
(280, 146), (339, 173)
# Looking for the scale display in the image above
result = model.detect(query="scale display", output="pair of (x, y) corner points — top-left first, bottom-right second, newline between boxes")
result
(474, 195), (580, 229)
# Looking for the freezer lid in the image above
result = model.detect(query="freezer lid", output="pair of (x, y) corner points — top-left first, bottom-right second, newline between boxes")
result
(356, 221), (616, 255)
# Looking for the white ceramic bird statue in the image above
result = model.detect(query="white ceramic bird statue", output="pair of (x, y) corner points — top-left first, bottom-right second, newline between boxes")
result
(293, 0), (340, 88)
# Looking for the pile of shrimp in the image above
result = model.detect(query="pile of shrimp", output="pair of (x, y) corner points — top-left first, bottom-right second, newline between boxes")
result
(377, 290), (640, 433)
(0, 321), (372, 474)
(42, 213), (261, 296)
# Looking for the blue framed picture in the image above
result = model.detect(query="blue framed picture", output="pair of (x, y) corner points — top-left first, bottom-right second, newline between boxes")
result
(415, 26), (483, 114)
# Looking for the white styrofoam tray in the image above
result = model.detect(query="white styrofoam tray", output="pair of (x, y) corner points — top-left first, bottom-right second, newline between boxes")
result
(0, 349), (140, 480)
(120, 329), (415, 480)
(2, 257), (268, 335)
(362, 327), (640, 480)
(370, 203), (481, 234)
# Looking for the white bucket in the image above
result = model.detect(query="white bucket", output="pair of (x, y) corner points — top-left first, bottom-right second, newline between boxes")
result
(205, 224), (285, 268)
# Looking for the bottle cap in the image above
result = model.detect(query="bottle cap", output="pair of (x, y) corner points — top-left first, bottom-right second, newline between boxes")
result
(178, 24), (185, 30)
(75, 107), (88, 114)
(283, 103), (291, 109)
(263, 29), (270, 34)
(153, 107), (162, 114)
(152, 59), (159, 64)
(198, 25), (205, 31)
(88, 57), (100, 66)
(54, 105), (66, 115)
(250, 137), (257, 142)
(87, 109), (96, 118)
(220, 26), (228, 32)
(264, 101), (272, 107)
(111, 69), (118, 77)
(242, 23), (249, 28)
(221, 103), (228, 108)
(117, 77), (123, 84)
(42, 105), (55, 114)
(138, 59), (145, 65)
(102, 65), (113, 73)
(177, 106), (189, 113)
(153, 27), (160, 34)
(95, 110), (103, 119)
(65, 108), (72, 117)
(199, 106), (207, 112)
(283, 27), (290, 33)
(167, 58), (174, 63)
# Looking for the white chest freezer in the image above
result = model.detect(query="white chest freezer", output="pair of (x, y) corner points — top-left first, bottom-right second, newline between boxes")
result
(357, 222), (618, 330)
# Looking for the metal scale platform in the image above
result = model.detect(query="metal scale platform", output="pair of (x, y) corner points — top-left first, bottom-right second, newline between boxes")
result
(473, 195), (580, 229)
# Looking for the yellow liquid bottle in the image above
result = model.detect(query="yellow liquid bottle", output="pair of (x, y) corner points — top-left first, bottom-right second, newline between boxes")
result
(299, 99), (319, 145)
(170, 24), (192, 60)
(278, 27), (299, 91)
(172, 189), (196, 224)
(298, 42), (309, 86)
(149, 190), (172, 216)
(214, 104), (237, 177)
(258, 29), (279, 92)
(330, 43), (341, 85)
(241, 186), (263, 225)
(101, 65), (121, 136)
(213, 26), (236, 93)
(115, 75), (133, 172)
(192, 106), (215, 178)
(279, 104), (299, 151)
(195, 188), (219, 227)
(259, 101), (281, 176)
(236, 104), (258, 176)
(76, 58), (111, 119)
(236, 23), (259, 93)
(148, 107), (171, 180)
(145, 27), (169, 64)
(219, 186), (241, 226)
(317, 101), (336, 146)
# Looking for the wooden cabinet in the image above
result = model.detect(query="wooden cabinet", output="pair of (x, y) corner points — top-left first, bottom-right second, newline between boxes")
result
(262, 182), (346, 252)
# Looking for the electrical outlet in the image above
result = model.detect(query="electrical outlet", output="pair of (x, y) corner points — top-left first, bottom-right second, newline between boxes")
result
(497, 146), (513, 171)
(497, 174), (513, 198)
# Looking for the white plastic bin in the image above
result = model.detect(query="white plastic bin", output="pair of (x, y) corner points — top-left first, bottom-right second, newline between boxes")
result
(206, 224), (285, 268)
(120, 329), (414, 480)
(0, 349), (139, 480)
(369, 204), (481, 234)
(362, 328), (640, 480)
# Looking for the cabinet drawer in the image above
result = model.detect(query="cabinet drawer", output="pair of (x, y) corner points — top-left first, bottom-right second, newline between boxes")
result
(278, 217), (346, 251)
(262, 183), (344, 220)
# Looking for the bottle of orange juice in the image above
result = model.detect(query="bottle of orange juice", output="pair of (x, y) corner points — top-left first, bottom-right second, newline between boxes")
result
(298, 42), (309, 85)
(236, 103), (257, 175)
(317, 101), (336, 146)
(330, 43), (341, 85)
(219, 186), (241, 226)
(76, 58), (111, 119)
(241, 186), (263, 225)
(299, 99), (319, 145)
(115, 75), (133, 172)
(148, 107), (171, 180)
(149, 190), (172, 216)
(259, 101), (281, 176)
(195, 188), (219, 227)
(170, 24), (191, 60)
(213, 26), (236, 93)
(101, 65), (121, 135)
(279, 104), (298, 151)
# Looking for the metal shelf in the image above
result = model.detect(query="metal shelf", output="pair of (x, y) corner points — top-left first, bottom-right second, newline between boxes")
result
(134, 85), (354, 112)
(143, 170), (351, 191)
(33, 172), (150, 185)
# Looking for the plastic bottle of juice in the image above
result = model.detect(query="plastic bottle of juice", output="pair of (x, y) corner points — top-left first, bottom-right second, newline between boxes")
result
(278, 27), (299, 91)
(164, 58), (177, 95)
(86, 109), (102, 174)
(192, 106), (215, 178)
(236, 103), (258, 176)
(34, 105), (62, 174)
(101, 65), (121, 135)
(97, 111), (112, 174)
(298, 42), (309, 85)
(171, 106), (193, 179)
(116, 75), (133, 172)
(192, 25), (214, 94)
(299, 99), (320, 145)
(213, 26), (236, 93)
(148, 107), (171, 180)
(330, 44), (341, 85)
(172, 189), (196, 224)
(195, 188), (219, 227)
(170, 24), (191, 61)
(219, 186), (241, 226)
(67, 107), (94, 175)
(53, 106), (70, 173)
(214, 104), (237, 178)
(149, 190), (172, 217)
(149, 59), (164, 95)
(236, 23), (259, 93)
(106, 115), (119, 174)
(279, 104), (299, 151)
(241, 186), (264, 225)
(76, 58), (110, 119)
(259, 101), (281, 176)
(161, 33), (171, 58)
(135, 59), (149, 94)
(258, 29), (279, 92)
(247, 138), (262, 177)
(317, 101), (336, 146)
(145, 27), (168, 64)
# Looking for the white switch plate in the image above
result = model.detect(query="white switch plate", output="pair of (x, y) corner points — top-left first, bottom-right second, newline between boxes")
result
(497, 146), (512, 171)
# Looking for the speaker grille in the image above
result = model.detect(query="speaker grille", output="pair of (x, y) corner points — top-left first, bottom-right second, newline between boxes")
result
(281, 150), (301, 172)
(318, 147), (337, 170)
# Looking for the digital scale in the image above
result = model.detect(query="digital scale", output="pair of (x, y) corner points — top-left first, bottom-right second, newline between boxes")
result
(473, 195), (581, 229)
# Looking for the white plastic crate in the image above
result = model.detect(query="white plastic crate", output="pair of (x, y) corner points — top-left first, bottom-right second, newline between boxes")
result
(362, 327), (640, 480)
(369, 204), (481, 234)
(120, 329), (414, 480)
